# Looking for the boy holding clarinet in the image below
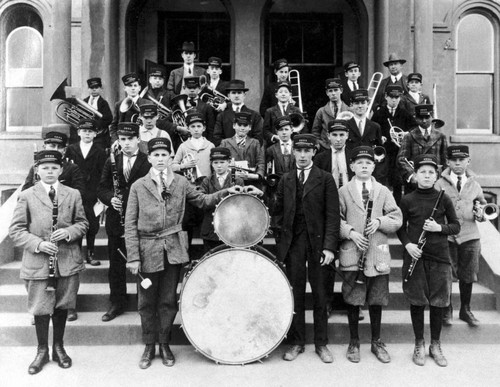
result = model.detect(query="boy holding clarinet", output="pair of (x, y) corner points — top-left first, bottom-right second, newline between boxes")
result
(10, 150), (89, 374)
(338, 146), (402, 364)
(397, 154), (460, 367)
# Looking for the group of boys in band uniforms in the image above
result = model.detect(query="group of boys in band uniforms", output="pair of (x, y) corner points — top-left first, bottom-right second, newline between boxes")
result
(8, 41), (488, 374)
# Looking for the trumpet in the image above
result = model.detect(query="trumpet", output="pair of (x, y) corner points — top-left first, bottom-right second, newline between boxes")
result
(51, 78), (103, 127)
(266, 160), (280, 187)
(473, 200), (499, 220)
(366, 72), (384, 114)
(387, 118), (406, 147)
(183, 153), (205, 185)
(288, 69), (303, 113)
(373, 145), (386, 163)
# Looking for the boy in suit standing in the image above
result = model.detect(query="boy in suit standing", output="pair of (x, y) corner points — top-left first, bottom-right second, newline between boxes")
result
(338, 146), (402, 364)
(205, 56), (228, 106)
(402, 73), (432, 116)
(220, 112), (265, 185)
(97, 122), (151, 322)
(10, 150), (89, 374)
(312, 78), (351, 151)
(341, 61), (363, 105)
(274, 134), (340, 363)
(84, 77), (113, 150)
(263, 81), (303, 146)
(259, 58), (291, 117)
(167, 41), (205, 96)
(183, 76), (216, 143)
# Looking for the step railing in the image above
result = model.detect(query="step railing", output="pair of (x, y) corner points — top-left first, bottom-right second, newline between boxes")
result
(478, 221), (500, 310)
(0, 186), (21, 265)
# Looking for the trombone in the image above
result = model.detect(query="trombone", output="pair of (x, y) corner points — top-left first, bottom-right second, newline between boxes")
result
(51, 78), (103, 127)
(366, 72), (384, 114)
(288, 69), (303, 113)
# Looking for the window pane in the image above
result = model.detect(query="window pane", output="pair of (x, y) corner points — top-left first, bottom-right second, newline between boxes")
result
(457, 14), (493, 72)
(270, 21), (302, 63)
(303, 21), (335, 63)
(456, 74), (492, 131)
(6, 27), (42, 68)
(6, 88), (43, 126)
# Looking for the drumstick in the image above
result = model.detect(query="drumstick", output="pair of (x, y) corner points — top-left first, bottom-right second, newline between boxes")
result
(321, 253), (355, 289)
(117, 248), (152, 289)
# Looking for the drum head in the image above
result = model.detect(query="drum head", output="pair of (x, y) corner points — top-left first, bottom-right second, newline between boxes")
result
(180, 248), (293, 364)
(213, 194), (270, 248)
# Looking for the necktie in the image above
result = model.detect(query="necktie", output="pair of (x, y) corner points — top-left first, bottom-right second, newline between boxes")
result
(391, 108), (395, 117)
(49, 185), (56, 203)
(362, 182), (369, 207)
(123, 154), (136, 182)
(283, 143), (289, 155)
(235, 106), (240, 113)
(424, 128), (430, 141)
(457, 176), (462, 192)
(218, 176), (225, 187)
(332, 151), (340, 186)
(298, 168), (305, 185)
(188, 66), (192, 75)
(354, 82), (358, 90)
(281, 104), (286, 116)
(160, 172), (168, 200)
(237, 137), (246, 149)
(358, 119), (364, 136)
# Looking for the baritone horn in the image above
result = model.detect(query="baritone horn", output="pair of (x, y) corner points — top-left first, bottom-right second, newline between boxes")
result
(198, 75), (229, 110)
(473, 200), (499, 220)
(51, 78), (103, 127)
(387, 118), (406, 147)
(366, 72), (384, 114)
(171, 94), (194, 127)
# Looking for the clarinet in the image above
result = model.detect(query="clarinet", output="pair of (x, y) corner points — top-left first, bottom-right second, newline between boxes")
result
(354, 198), (374, 284)
(404, 189), (445, 282)
(109, 151), (125, 227)
(46, 192), (58, 292)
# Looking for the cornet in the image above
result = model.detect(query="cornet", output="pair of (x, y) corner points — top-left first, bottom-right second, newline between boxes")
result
(183, 153), (204, 185)
(387, 118), (406, 147)
(473, 200), (499, 220)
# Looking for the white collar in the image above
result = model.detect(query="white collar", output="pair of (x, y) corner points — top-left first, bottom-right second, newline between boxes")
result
(40, 180), (60, 195)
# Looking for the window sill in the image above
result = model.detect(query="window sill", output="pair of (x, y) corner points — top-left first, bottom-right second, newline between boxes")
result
(450, 135), (500, 143)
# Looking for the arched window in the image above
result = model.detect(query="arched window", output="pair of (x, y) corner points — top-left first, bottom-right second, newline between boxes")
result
(6, 27), (43, 87)
(456, 13), (495, 133)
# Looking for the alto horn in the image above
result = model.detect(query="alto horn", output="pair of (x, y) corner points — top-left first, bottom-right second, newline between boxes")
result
(51, 78), (103, 127)
(387, 118), (406, 147)
(199, 75), (229, 109)
(366, 72), (384, 114)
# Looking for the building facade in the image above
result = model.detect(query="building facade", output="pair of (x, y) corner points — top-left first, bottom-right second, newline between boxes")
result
(1, 0), (499, 204)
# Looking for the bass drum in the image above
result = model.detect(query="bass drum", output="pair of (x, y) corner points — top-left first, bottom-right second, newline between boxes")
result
(213, 193), (270, 248)
(179, 247), (293, 365)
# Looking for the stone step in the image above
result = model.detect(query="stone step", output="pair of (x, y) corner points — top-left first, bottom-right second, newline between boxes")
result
(1, 310), (499, 346)
(0, 281), (495, 313)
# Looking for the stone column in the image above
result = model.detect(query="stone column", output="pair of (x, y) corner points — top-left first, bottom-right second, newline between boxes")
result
(374, 0), (389, 73)
(44, 0), (71, 126)
(414, 0), (433, 84)
(231, 0), (267, 109)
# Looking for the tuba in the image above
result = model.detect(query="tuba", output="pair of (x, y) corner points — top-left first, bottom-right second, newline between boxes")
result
(366, 72), (384, 114)
(51, 78), (103, 127)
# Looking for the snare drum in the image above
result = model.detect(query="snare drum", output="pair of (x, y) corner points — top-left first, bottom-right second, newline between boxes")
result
(179, 248), (293, 364)
(213, 193), (270, 248)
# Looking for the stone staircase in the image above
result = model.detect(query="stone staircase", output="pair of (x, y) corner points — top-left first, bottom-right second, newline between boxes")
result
(1, 230), (499, 347)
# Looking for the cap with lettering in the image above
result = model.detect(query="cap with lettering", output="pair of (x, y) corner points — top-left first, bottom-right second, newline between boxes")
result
(413, 154), (438, 171)
(350, 146), (375, 162)
(385, 85), (403, 97)
(407, 73), (423, 83)
(208, 57), (222, 67)
(186, 112), (205, 126)
(327, 119), (349, 133)
(149, 67), (165, 78)
(234, 111), (251, 126)
(350, 89), (369, 103)
(293, 134), (317, 149)
(415, 104), (433, 118)
(325, 78), (342, 89)
(148, 137), (171, 154)
(77, 118), (98, 131)
(140, 103), (158, 118)
(274, 58), (289, 71)
(44, 131), (68, 145)
(447, 145), (469, 159)
(344, 61), (360, 72)
(275, 81), (293, 92)
(87, 78), (102, 88)
(184, 76), (200, 89)
(117, 122), (139, 137)
(210, 147), (231, 160)
(37, 150), (63, 166)
(275, 116), (292, 130)
(121, 72), (139, 86)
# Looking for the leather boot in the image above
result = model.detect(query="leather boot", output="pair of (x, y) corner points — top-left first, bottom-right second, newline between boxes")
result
(459, 282), (479, 327)
(159, 343), (175, 367)
(429, 340), (448, 367)
(28, 345), (49, 375)
(67, 309), (78, 322)
(412, 339), (425, 366)
(52, 343), (72, 368)
(139, 344), (155, 369)
(86, 251), (100, 266)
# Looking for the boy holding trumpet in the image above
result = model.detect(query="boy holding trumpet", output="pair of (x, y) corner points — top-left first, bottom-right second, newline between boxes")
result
(435, 145), (487, 327)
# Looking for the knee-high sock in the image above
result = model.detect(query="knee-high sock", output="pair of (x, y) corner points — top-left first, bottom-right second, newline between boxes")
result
(459, 281), (473, 307)
(430, 306), (444, 341)
(347, 305), (360, 341)
(410, 304), (425, 341)
(52, 309), (68, 345)
(369, 305), (382, 341)
(34, 315), (51, 347)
